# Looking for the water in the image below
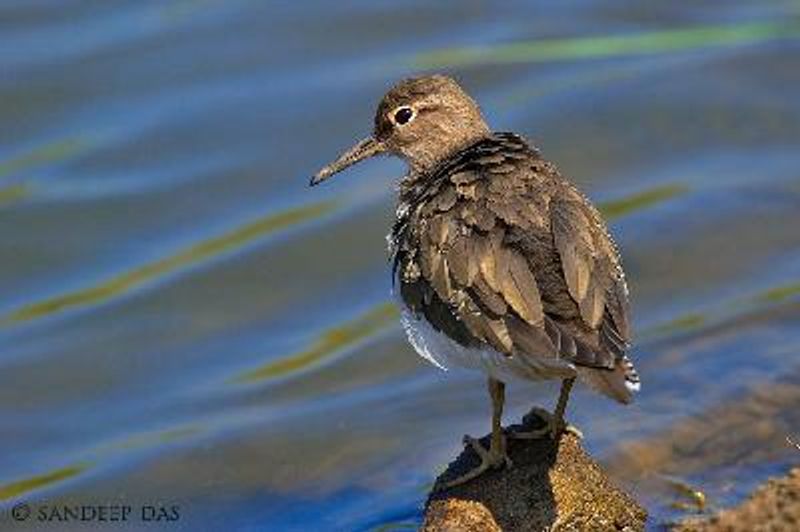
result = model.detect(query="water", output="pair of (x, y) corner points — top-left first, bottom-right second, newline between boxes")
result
(1, 2), (800, 530)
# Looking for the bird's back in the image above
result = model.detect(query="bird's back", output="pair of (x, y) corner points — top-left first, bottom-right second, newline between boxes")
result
(391, 133), (639, 402)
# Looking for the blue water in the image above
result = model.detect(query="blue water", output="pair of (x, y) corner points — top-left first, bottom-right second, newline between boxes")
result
(2, 2), (800, 530)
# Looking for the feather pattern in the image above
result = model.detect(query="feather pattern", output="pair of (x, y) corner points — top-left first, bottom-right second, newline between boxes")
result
(390, 132), (638, 403)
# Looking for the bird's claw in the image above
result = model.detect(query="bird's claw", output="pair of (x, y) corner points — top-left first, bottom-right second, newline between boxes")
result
(507, 407), (583, 440)
(438, 434), (512, 490)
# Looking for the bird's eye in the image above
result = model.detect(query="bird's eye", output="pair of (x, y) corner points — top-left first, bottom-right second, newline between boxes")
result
(393, 107), (414, 125)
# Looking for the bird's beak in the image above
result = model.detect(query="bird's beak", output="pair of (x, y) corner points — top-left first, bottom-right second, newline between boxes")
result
(310, 137), (387, 186)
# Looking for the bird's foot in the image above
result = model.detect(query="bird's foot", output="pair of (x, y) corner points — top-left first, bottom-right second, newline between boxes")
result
(439, 434), (512, 489)
(507, 407), (583, 440)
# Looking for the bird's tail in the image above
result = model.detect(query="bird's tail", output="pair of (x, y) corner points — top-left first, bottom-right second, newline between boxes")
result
(577, 354), (640, 404)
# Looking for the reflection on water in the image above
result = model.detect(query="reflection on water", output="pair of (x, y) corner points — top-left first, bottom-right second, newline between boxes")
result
(1, 2), (799, 530)
(608, 363), (800, 521)
(0, 183), (31, 207)
(0, 137), (90, 179)
(0, 464), (89, 502)
(599, 183), (688, 220)
(414, 20), (800, 68)
(236, 302), (397, 383)
(760, 280), (800, 303)
(648, 312), (706, 338)
(2, 200), (336, 324)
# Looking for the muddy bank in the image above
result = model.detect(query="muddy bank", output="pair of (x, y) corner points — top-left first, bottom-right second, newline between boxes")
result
(674, 467), (800, 531)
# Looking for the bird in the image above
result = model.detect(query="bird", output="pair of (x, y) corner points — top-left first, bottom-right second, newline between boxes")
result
(310, 75), (640, 488)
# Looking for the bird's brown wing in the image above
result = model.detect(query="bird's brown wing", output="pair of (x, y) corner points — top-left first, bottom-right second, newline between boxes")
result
(394, 134), (620, 376)
(551, 199), (605, 328)
(550, 193), (632, 361)
(398, 205), (576, 378)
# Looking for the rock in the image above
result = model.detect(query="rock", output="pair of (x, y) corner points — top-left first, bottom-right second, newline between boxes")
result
(423, 417), (647, 531)
(674, 467), (800, 531)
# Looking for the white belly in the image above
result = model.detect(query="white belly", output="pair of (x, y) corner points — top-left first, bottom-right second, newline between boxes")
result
(398, 304), (572, 384)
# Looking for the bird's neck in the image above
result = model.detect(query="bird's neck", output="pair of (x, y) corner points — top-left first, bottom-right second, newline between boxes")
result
(401, 131), (492, 187)
(405, 120), (490, 173)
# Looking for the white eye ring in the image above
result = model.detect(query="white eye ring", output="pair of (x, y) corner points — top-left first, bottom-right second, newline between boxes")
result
(392, 106), (415, 125)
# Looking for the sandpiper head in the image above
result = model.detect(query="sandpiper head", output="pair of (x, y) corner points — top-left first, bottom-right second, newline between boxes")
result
(311, 75), (489, 186)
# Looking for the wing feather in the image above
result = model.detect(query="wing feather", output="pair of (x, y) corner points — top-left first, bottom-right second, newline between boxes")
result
(393, 134), (633, 386)
(551, 199), (606, 328)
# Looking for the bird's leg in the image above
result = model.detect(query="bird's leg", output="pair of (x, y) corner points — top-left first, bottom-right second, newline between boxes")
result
(508, 377), (582, 440)
(440, 378), (512, 489)
(550, 376), (581, 437)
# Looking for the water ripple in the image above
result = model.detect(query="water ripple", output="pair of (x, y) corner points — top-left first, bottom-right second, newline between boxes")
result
(599, 184), (688, 220)
(0, 463), (89, 502)
(0, 200), (337, 326)
(235, 302), (398, 384)
(0, 183), (31, 207)
(413, 21), (800, 68)
(758, 280), (800, 303)
(0, 136), (90, 180)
